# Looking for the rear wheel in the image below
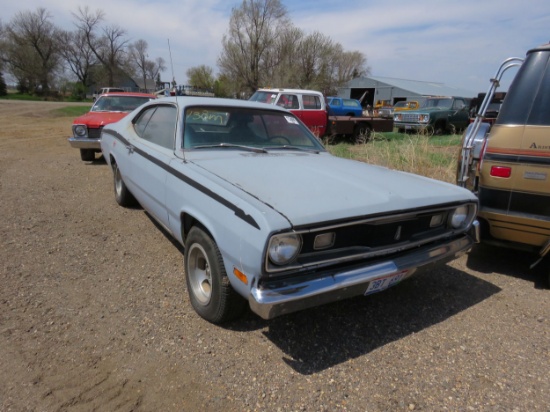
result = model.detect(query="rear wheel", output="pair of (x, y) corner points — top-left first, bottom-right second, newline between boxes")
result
(184, 226), (245, 323)
(80, 149), (95, 161)
(353, 123), (371, 144)
(113, 162), (137, 207)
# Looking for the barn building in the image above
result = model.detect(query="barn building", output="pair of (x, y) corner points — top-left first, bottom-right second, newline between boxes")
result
(338, 76), (476, 108)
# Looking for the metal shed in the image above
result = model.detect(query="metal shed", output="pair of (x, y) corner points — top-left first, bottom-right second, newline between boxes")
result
(338, 76), (476, 107)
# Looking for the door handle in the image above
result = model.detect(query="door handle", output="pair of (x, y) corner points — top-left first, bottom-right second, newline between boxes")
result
(125, 145), (134, 154)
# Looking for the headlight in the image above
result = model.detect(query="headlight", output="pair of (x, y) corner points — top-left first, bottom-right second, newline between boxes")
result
(394, 114), (402, 121)
(268, 233), (302, 265)
(73, 125), (87, 137)
(419, 114), (429, 123)
(450, 204), (475, 229)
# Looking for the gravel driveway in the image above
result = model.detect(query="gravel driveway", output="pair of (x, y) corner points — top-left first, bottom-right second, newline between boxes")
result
(0, 100), (548, 411)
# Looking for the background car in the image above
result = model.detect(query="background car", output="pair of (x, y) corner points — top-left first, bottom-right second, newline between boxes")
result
(326, 97), (363, 117)
(393, 100), (420, 112)
(249, 88), (328, 136)
(68, 92), (156, 161)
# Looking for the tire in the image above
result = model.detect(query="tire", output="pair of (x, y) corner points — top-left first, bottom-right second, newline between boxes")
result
(353, 123), (371, 144)
(113, 162), (137, 207)
(434, 121), (446, 136)
(80, 149), (95, 162)
(184, 226), (246, 323)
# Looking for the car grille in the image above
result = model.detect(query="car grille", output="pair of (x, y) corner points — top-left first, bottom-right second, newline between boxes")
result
(399, 113), (421, 122)
(265, 204), (473, 275)
(88, 127), (103, 139)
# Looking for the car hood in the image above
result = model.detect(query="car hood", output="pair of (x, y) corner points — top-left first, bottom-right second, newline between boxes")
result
(190, 152), (476, 227)
(73, 111), (128, 128)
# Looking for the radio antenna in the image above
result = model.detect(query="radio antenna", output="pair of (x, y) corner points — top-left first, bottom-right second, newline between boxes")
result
(168, 38), (175, 87)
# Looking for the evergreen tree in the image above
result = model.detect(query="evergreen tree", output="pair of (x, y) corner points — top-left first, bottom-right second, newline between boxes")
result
(0, 72), (7, 96)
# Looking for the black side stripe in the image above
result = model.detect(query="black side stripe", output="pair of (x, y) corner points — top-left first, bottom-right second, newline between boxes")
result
(105, 129), (261, 230)
(484, 152), (550, 166)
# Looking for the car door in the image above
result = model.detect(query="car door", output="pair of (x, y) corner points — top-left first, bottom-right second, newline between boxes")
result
(448, 98), (469, 131)
(300, 93), (327, 136)
(126, 104), (178, 227)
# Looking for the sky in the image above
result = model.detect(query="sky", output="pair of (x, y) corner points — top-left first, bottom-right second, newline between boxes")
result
(2, 0), (550, 95)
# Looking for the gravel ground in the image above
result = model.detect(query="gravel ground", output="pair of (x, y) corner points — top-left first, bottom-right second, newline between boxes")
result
(0, 100), (549, 412)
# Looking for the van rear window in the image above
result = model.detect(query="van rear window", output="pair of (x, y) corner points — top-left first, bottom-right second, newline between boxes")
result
(497, 51), (550, 126)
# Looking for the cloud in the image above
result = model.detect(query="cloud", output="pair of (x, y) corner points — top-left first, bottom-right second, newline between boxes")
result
(3, 0), (550, 93)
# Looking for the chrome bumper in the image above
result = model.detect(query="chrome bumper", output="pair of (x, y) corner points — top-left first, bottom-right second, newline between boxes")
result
(68, 136), (101, 150)
(249, 231), (477, 320)
(394, 122), (425, 130)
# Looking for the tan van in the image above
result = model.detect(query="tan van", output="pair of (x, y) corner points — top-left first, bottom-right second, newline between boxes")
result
(457, 43), (550, 286)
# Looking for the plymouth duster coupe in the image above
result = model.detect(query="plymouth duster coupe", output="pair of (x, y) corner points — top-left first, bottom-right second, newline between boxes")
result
(100, 96), (479, 323)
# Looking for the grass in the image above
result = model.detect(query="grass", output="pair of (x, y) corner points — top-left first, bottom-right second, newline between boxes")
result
(51, 106), (91, 117)
(325, 131), (462, 184)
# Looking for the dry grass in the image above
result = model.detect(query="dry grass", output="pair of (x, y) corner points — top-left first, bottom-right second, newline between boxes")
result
(325, 131), (462, 184)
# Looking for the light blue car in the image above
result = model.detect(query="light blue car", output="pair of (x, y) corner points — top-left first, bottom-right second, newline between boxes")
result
(100, 96), (479, 323)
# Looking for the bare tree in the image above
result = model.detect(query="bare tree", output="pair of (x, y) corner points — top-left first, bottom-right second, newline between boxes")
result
(146, 57), (166, 87)
(58, 30), (97, 88)
(128, 39), (149, 90)
(128, 39), (166, 92)
(218, 0), (290, 94)
(72, 6), (128, 87)
(2, 8), (62, 94)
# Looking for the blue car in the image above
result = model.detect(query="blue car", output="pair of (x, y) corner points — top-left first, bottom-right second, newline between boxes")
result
(327, 97), (363, 116)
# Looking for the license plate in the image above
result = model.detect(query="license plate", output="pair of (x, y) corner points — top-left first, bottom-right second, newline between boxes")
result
(364, 271), (407, 295)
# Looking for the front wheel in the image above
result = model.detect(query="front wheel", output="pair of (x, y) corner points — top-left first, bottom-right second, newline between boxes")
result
(80, 149), (95, 161)
(184, 226), (245, 323)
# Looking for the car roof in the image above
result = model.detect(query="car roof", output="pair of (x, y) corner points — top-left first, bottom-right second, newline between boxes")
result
(256, 88), (324, 96)
(99, 92), (157, 98)
(157, 96), (292, 112)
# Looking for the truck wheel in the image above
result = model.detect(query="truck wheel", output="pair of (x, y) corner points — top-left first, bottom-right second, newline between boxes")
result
(353, 123), (371, 144)
(184, 226), (246, 323)
(434, 121), (447, 136)
(80, 149), (95, 161)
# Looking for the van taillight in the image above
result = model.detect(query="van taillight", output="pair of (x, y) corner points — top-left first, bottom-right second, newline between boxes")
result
(490, 166), (512, 178)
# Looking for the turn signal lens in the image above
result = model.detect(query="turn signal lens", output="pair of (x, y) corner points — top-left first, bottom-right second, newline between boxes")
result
(233, 268), (248, 285)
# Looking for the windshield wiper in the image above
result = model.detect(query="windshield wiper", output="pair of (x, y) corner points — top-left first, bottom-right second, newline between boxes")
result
(264, 145), (320, 154)
(192, 143), (268, 153)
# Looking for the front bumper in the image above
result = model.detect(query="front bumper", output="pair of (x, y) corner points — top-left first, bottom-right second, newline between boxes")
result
(249, 229), (477, 319)
(394, 122), (426, 131)
(68, 136), (101, 150)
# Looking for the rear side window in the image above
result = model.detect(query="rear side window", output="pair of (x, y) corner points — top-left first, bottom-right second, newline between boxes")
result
(497, 50), (550, 126)
(303, 94), (322, 110)
(134, 105), (177, 149)
(276, 94), (299, 109)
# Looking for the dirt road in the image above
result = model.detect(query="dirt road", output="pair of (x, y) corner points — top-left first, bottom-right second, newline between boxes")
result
(0, 100), (548, 411)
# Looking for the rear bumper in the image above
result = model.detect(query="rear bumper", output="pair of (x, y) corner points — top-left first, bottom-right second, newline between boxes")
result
(479, 208), (550, 248)
(249, 230), (477, 320)
(68, 136), (101, 150)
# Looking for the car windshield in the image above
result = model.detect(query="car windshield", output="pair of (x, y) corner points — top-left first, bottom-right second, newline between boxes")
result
(248, 91), (278, 104)
(91, 96), (153, 112)
(183, 106), (325, 151)
(394, 101), (407, 108)
(421, 98), (453, 109)
(343, 99), (360, 107)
